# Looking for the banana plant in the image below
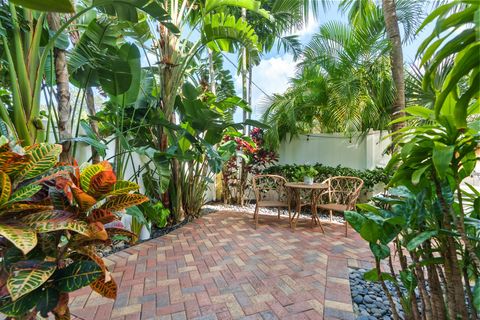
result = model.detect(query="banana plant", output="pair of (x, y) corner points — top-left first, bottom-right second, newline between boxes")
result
(0, 0), (177, 146)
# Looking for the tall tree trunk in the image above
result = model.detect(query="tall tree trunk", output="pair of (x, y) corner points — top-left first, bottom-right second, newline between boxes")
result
(208, 50), (216, 94)
(85, 87), (100, 163)
(241, 8), (248, 134)
(382, 0), (405, 133)
(47, 13), (72, 163)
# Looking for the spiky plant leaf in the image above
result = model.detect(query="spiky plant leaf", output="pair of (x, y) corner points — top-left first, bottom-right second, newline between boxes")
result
(90, 276), (117, 299)
(100, 194), (148, 211)
(7, 185), (42, 204)
(54, 261), (102, 292)
(18, 144), (62, 181)
(0, 170), (11, 205)
(7, 261), (56, 301)
(108, 180), (139, 196)
(0, 224), (37, 254)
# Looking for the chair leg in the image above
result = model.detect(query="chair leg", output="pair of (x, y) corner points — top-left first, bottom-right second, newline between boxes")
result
(345, 219), (348, 237)
(277, 208), (280, 219)
(254, 205), (259, 229)
(288, 205), (291, 226)
(329, 210), (333, 222)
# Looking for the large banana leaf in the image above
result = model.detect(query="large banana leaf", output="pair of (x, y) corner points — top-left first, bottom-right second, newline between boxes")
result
(9, 0), (74, 12)
(108, 43), (141, 103)
(205, 0), (271, 20)
(202, 13), (261, 56)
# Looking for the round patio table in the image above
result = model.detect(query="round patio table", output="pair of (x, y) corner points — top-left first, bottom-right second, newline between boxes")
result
(285, 182), (328, 232)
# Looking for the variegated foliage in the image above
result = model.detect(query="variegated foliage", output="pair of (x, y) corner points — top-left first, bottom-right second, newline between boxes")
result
(0, 141), (148, 318)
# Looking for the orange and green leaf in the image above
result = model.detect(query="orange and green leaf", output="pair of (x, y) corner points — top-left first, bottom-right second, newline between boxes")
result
(108, 181), (139, 196)
(0, 170), (11, 205)
(87, 170), (116, 198)
(22, 211), (91, 237)
(79, 161), (112, 192)
(71, 186), (96, 211)
(88, 222), (108, 241)
(100, 194), (148, 212)
(105, 227), (138, 244)
(7, 185), (42, 204)
(7, 261), (56, 301)
(18, 144), (62, 181)
(0, 224), (37, 254)
(88, 209), (117, 224)
(90, 276), (117, 299)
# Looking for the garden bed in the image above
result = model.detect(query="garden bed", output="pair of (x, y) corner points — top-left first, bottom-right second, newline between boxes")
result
(349, 268), (405, 320)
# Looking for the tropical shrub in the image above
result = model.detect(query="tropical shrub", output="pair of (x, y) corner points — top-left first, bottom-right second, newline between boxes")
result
(263, 164), (390, 190)
(345, 1), (480, 319)
(0, 139), (147, 319)
(222, 128), (278, 204)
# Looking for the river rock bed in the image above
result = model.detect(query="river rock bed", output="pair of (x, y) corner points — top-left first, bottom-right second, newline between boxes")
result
(349, 268), (405, 320)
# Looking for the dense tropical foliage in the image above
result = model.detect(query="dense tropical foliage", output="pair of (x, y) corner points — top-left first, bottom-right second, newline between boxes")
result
(346, 1), (480, 319)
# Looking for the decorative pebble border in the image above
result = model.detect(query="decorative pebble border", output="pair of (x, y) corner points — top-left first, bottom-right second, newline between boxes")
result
(349, 268), (405, 320)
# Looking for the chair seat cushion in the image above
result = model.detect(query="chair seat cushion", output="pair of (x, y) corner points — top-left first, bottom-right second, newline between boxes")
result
(317, 203), (349, 212)
(258, 200), (289, 207)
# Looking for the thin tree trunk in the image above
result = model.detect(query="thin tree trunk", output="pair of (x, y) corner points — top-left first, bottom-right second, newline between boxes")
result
(209, 50), (216, 94)
(241, 8), (248, 135)
(382, 0), (405, 133)
(410, 252), (433, 320)
(85, 87), (100, 163)
(47, 13), (72, 163)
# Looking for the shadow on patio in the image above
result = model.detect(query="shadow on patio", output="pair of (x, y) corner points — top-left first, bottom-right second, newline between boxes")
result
(70, 211), (375, 320)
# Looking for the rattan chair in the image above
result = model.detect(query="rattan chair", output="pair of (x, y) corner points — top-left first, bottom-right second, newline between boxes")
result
(317, 176), (364, 236)
(252, 175), (291, 229)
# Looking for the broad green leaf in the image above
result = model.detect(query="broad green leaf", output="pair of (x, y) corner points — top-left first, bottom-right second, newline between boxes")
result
(400, 270), (417, 292)
(7, 261), (56, 301)
(109, 43), (141, 104)
(370, 243), (390, 260)
(108, 181), (139, 196)
(363, 268), (395, 282)
(18, 144), (62, 181)
(344, 211), (366, 233)
(7, 185), (42, 204)
(36, 288), (60, 318)
(0, 224), (37, 255)
(0, 290), (37, 316)
(100, 194), (149, 211)
(432, 143), (454, 179)
(70, 137), (107, 158)
(406, 230), (438, 251)
(411, 165), (430, 185)
(54, 261), (102, 292)
(205, 0), (271, 20)
(405, 106), (434, 119)
(360, 220), (381, 243)
(9, 0), (74, 12)
(0, 170), (11, 205)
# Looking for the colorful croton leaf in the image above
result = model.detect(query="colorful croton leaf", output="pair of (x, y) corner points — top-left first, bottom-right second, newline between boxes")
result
(0, 140), (149, 318)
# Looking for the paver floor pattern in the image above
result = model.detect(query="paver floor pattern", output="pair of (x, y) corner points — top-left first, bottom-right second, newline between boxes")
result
(69, 211), (376, 320)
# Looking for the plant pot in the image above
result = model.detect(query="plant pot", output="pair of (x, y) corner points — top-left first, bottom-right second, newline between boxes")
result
(304, 176), (314, 185)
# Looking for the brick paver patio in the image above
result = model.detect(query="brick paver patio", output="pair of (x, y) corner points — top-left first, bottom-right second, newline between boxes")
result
(69, 211), (376, 320)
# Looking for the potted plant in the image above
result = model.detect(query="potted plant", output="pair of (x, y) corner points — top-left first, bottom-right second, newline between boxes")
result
(299, 165), (318, 185)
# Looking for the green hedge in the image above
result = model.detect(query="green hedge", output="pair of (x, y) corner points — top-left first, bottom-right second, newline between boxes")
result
(263, 163), (391, 190)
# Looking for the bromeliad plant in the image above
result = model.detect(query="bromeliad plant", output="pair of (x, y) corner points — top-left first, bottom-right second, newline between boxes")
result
(345, 1), (480, 319)
(0, 138), (147, 319)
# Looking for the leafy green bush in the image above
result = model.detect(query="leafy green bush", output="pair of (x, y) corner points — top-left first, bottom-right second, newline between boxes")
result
(263, 163), (390, 190)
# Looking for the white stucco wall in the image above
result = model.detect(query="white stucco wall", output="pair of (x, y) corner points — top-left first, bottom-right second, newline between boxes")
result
(278, 131), (391, 170)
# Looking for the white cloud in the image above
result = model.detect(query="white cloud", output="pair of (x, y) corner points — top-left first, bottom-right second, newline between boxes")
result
(293, 12), (319, 40)
(234, 54), (297, 121)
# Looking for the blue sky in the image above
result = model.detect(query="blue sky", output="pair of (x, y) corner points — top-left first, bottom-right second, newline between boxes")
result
(228, 3), (435, 120)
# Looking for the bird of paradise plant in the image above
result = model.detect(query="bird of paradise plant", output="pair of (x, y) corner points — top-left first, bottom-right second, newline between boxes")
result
(0, 137), (148, 319)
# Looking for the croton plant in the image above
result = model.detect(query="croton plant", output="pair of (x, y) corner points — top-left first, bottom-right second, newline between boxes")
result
(0, 138), (148, 319)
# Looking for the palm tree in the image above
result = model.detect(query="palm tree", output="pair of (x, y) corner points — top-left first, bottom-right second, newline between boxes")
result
(338, 0), (425, 132)
(262, 20), (394, 149)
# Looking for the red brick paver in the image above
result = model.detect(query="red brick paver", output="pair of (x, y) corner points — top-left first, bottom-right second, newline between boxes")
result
(70, 211), (375, 319)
